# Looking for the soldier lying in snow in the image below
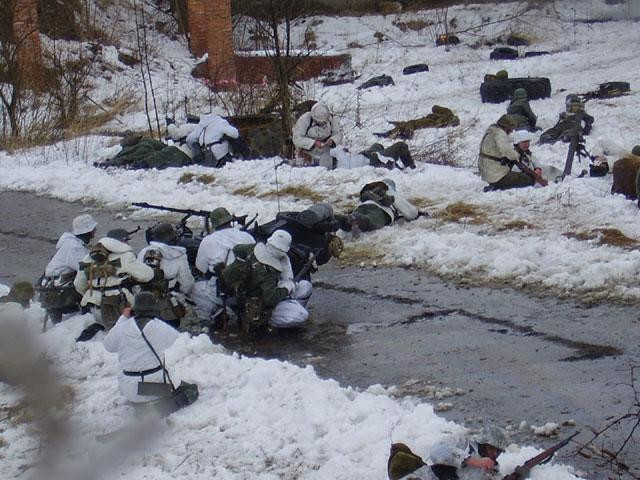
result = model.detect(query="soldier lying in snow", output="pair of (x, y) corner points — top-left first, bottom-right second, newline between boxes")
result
(329, 142), (416, 170)
(336, 178), (420, 234)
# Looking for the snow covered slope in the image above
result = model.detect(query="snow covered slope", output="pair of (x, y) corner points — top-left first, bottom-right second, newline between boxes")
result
(2, 2), (639, 303)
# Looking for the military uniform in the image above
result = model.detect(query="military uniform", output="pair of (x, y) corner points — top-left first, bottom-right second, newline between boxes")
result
(506, 88), (537, 131)
(292, 103), (342, 168)
(223, 233), (311, 331)
(479, 116), (533, 190)
(339, 179), (419, 233)
(74, 235), (154, 329)
(192, 208), (256, 322)
(138, 238), (194, 328)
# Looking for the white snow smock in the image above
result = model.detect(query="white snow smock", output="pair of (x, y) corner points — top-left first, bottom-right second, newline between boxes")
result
(103, 315), (179, 403)
(186, 113), (239, 162)
(74, 237), (154, 308)
(192, 229), (255, 319)
(292, 111), (343, 168)
(478, 124), (519, 184)
(138, 241), (194, 295)
(44, 232), (89, 278)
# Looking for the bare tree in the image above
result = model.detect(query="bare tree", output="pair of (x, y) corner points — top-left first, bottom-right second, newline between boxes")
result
(235, 0), (314, 155)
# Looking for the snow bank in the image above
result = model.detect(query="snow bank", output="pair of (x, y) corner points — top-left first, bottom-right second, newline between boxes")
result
(0, 306), (580, 479)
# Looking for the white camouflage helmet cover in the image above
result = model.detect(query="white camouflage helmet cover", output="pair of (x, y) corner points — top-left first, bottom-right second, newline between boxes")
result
(72, 214), (98, 235)
(512, 130), (532, 145)
(310, 102), (330, 123)
(429, 443), (466, 468)
(474, 426), (508, 451)
(267, 230), (292, 253)
(382, 178), (397, 191)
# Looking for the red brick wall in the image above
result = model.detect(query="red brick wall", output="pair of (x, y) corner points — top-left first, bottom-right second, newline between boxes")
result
(235, 54), (352, 84)
(186, 0), (208, 57)
(13, 0), (43, 87)
(206, 0), (236, 84)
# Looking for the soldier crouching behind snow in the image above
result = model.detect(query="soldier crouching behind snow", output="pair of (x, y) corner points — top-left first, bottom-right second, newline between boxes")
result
(222, 230), (312, 333)
(39, 214), (98, 323)
(103, 292), (198, 415)
(336, 178), (420, 235)
(137, 223), (194, 329)
(74, 229), (154, 341)
(191, 207), (256, 328)
(103, 293), (178, 403)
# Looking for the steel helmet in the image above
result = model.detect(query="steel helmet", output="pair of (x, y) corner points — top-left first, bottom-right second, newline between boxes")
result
(106, 228), (130, 243)
(474, 426), (508, 451)
(152, 223), (177, 245)
(513, 88), (527, 100)
(267, 230), (292, 253)
(429, 443), (466, 468)
(209, 207), (234, 230)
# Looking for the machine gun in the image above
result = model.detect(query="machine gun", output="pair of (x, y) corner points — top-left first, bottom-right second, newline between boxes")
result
(502, 431), (579, 480)
(133, 202), (213, 233)
(562, 110), (585, 180)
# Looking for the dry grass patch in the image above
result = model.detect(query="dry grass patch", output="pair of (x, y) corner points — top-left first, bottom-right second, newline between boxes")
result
(178, 173), (215, 185)
(563, 228), (638, 248)
(339, 243), (386, 265)
(408, 196), (436, 210)
(434, 201), (487, 224)
(260, 185), (325, 203)
(498, 220), (535, 231)
(233, 185), (258, 196)
(0, 402), (33, 427)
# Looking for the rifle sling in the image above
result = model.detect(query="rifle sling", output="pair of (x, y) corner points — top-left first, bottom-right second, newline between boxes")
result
(136, 318), (176, 392)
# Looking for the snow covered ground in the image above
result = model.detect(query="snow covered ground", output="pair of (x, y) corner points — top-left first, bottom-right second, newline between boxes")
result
(0, 306), (581, 479)
(1, 1), (637, 477)
(2, 1), (640, 303)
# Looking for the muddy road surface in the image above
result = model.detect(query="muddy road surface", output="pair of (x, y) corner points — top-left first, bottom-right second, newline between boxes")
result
(2, 191), (638, 478)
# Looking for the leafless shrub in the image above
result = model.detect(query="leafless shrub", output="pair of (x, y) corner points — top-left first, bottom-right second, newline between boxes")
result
(573, 365), (640, 479)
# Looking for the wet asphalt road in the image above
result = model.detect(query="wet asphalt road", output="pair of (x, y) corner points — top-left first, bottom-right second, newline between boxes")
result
(1, 190), (639, 478)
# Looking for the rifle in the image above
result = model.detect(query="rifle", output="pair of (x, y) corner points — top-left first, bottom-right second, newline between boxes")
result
(133, 202), (212, 234)
(562, 110), (585, 180)
(513, 157), (548, 187)
(502, 431), (579, 480)
(294, 252), (317, 282)
(483, 153), (548, 187)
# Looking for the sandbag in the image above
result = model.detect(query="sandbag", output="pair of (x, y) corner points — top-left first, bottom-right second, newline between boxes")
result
(611, 155), (640, 199)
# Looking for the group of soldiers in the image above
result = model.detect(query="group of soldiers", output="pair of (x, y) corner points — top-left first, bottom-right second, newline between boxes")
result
(479, 89), (607, 191)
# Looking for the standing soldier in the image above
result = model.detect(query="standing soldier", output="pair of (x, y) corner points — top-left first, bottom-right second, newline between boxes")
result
(74, 229), (154, 341)
(138, 223), (194, 329)
(191, 207), (255, 325)
(40, 214), (98, 323)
